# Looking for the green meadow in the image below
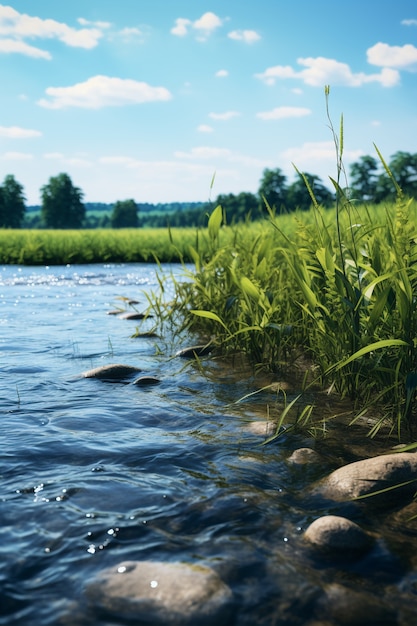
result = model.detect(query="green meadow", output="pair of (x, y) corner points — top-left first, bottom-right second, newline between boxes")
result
(0, 227), (207, 265)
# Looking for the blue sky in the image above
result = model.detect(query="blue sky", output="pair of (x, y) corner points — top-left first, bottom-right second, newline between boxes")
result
(1, 0), (416, 205)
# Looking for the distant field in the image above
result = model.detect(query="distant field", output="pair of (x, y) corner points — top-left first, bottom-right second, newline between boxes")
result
(0, 227), (213, 265)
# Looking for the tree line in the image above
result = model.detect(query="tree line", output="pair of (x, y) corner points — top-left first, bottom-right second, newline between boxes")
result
(0, 151), (416, 229)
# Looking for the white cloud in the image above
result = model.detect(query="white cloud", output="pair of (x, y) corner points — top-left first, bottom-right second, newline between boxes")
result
(255, 56), (400, 88)
(209, 111), (240, 121)
(44, 152), (64, 159)
(0, 5), (103, 54)
(174, 146), (270, 168)
(0, 125), (41, 138)
(175, 146), (232, 160)
(281, 141), (363, 175)
(0, 37), (51, 59)
(77, 18), (111, 29)
(215, 69), (229, 78)
(402, 19), (417, 26)
(170, 18), (191, 36)
(197, 124), (214, 133)
(367, 42), (417, 69)
(228, 29), (261, 44)
(256, 106), (311, 120)
(1, 151), (33, 160)
(118, 27), (144, 39)
(171, 12), (223, 40)
(37, 75), (172, 109)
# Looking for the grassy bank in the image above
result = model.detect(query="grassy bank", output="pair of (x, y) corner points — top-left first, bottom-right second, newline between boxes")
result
(159, 195), (417, 441)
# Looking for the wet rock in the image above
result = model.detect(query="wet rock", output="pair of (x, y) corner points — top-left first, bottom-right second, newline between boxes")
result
(315, 583), (397, 625)
(85, 560), (233, 625)
(82, 364), (142, 381)
(132, 375), (161, 386)
(287, 447), (322, 465)
(245, 420), (276, 437)
(176, 345), (213, 358)
(118, 311), (149, 320)
(304, 515), (373, 555)
(314, 452), (417, 506)
(386, 500), (417, 535)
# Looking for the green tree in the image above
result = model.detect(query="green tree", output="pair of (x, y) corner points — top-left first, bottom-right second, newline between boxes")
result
(349, 155), (379, 202)
(0, 174), (26, 228)
(110, 199), (139, 228)
(258, 168), (287, 213)
(41, 173), (85, 228)
(286, 173), (333, 211)
(215, 192), (258, 223)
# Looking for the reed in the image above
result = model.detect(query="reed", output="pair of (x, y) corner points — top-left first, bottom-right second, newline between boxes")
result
(156, 91), (417, 440)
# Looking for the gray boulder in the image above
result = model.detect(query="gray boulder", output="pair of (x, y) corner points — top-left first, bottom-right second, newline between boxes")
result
(314, 452), (417, 505)
(287, 447), (322, 465)
(85, 560), (233, 625)
(82, 363), (142, 380)
(304, 515), (373, 554)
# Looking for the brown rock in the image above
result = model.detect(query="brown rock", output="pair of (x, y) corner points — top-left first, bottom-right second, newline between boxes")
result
(85, 560), (233, 625)
(82, 364), (142, 380)
(315, 452), (417, 505)
(304, 515), (373, 554)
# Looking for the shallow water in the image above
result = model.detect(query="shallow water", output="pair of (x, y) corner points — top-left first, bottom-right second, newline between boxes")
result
(1, 263), (417, 626)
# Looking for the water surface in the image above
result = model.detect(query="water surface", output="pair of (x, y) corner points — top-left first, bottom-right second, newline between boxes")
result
(1, 263), (416, 625)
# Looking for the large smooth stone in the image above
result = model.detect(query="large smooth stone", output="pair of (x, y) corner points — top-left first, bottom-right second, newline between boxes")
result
(85, 560), (233, 625)
(304, 515), (373, 554)
(82, 364), (142, 380)
(314, 452), (417, 505)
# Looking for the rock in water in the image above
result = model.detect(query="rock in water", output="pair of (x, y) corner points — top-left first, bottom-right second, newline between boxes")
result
(176, 345), (213, 358)
(314, 452), (417, 506)
(132, 376), (161, 386)
(85, 560), (233, 625)
(82, 364), (142, 381)
(304, 515), (373, 555)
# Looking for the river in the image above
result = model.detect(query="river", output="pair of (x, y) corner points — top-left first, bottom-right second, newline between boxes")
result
(1, 263), (417, 625)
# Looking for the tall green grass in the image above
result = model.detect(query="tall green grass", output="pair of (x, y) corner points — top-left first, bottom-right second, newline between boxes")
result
(157, 93), (417, 441)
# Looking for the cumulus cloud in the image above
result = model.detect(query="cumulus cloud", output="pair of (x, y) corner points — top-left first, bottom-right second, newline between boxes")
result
(197, 124), (214, 133)
(37, 75), (172, 109)
(208, 111), (240, 121)
(0, 37), (51, 59)
(0, 125), (41, 138)
(255, 56), (400, 87)
(228, 29), (261, 44)
(0, 5), (102, 58)
(170, 18), (191, 36)
(171, 12), (223, 40)
(215, 69), (229, 77)
(256, 106), (311, 120)
(367, 42), (417, 69)
(0, 4), (102, 57)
